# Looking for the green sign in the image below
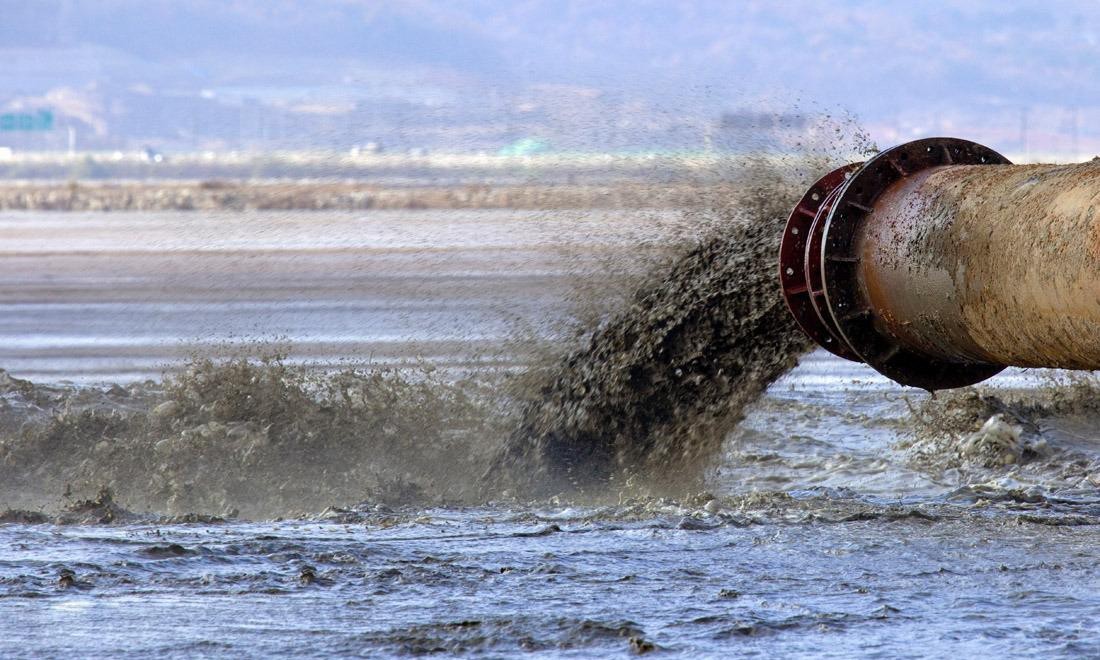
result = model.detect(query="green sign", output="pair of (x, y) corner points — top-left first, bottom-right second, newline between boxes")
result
(498, 137), (549, 156)
(0, 110), (53, 132)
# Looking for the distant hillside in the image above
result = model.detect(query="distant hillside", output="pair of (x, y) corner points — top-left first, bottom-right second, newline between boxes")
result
(1, 1), (1099, 155)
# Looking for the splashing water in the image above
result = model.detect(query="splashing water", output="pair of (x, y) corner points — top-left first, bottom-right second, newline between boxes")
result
(486, 179), (811, 498)
(485, 140), (878, 499)
(0, 115), (881, 515)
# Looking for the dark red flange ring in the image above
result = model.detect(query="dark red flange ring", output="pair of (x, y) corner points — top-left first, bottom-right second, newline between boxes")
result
(778, 163), (862, 361)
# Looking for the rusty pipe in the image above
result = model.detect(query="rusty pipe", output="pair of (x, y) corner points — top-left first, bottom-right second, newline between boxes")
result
(780, 137), (1100, 390)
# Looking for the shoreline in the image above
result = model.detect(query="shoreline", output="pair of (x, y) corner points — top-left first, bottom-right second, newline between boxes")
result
(0, 181), (715, 211)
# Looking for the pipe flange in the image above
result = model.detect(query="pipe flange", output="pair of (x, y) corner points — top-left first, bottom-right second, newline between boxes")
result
(820, 137), (1011, 390)
(779, 163), (862, 361)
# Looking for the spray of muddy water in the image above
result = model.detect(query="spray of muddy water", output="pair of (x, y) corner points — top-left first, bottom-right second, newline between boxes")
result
(900, 374), (1100, 484)
(0, 116), (891, 517)
(485, 128), (879, 499)
(485, 177), (810, 498)
(0, 356), (511, 518)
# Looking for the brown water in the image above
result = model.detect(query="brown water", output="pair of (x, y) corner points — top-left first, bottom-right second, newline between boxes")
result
(4, 361), (1100, 658)
(7, 146), (1100, 655)
(489, 170), (812, 498)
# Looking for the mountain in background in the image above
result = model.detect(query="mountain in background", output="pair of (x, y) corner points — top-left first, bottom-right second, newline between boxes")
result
(1, 0), (1097, 156)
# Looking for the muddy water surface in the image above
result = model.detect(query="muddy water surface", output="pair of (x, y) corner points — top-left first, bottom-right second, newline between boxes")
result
(5, 361), (1100, 658)
(2, 209), (1100, 657)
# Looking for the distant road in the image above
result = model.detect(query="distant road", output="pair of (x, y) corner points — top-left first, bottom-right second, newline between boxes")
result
(0, 181), (708, 212)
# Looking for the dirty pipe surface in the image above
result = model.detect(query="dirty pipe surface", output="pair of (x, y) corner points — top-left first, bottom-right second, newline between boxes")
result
(858, 162), (1100, 370)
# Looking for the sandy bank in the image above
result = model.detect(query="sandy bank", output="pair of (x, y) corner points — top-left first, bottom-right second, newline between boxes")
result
(0, 182), (712, 211)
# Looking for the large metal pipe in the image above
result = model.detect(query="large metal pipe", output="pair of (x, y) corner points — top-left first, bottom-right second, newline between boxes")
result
(780, 137), (1100, 390)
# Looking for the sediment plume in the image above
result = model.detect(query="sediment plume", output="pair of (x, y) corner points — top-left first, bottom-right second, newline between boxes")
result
(0, 159), (831, 516)
(901, 375), (1100, 476)
(483, 165), (814, 498)
(0, 359), (507, 518)
(1, 116), (885, 515)
(483, 115), (882, 498)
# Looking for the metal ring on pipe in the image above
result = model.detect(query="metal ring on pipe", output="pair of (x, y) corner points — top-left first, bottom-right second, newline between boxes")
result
(779, 163), (862, 361)
(820, 137), (1011, 390)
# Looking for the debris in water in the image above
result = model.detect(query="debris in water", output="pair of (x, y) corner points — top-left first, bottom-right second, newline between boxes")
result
(0, 359), (506, 518)
(901, 375), (1100, 481)
(485, 163), (815, 497)
(958, 415), (1025, 467)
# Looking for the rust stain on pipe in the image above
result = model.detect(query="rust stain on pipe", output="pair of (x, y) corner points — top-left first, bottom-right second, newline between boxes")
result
(781, 137), (1100, 389)
(860, 162), (1100, 370)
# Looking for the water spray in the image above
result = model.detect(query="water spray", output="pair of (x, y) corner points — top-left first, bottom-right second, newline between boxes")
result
(781, 137), (1100, 390)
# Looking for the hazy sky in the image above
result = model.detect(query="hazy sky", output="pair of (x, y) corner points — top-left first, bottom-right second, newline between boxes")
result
(3, 1), (1098, 155)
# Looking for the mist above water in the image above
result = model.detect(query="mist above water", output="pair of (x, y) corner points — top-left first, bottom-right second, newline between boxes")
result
(0, 117), (894, 517)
